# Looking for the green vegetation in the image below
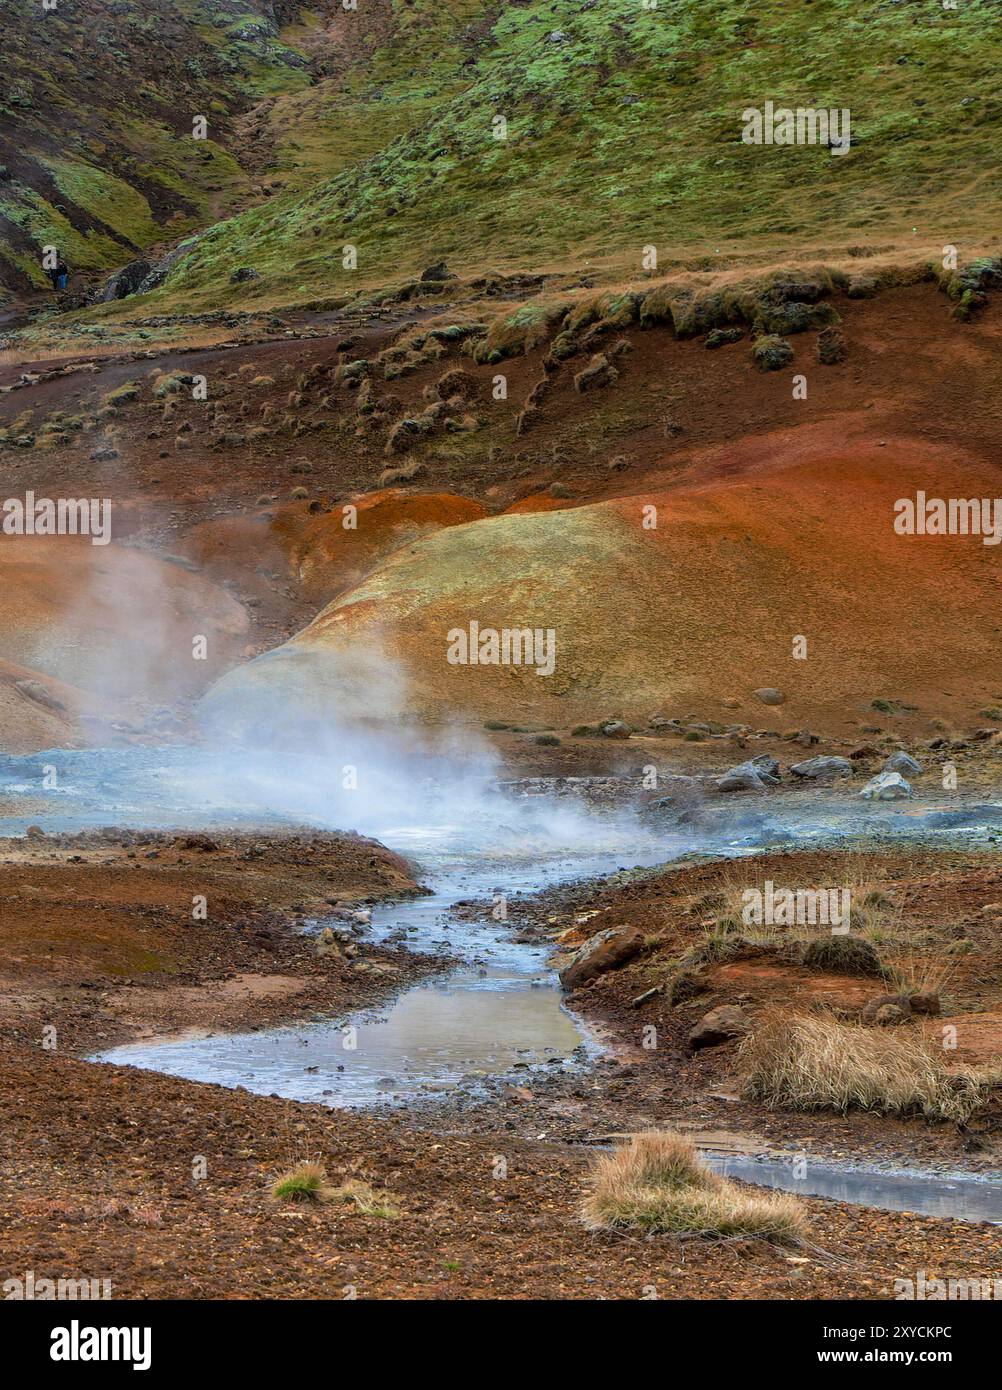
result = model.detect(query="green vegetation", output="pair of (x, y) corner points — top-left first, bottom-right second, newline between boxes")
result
(146, 0), (1002, 312)
(0, 0), (322, 290)
(271, 1161), (334, 1203)
(5, 0), (1001, 320)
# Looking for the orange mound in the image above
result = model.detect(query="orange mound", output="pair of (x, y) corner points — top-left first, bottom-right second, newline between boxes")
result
(283, 490), (487, 598)
(0, 538), (248, 730)
(204, 426), (1002, 733)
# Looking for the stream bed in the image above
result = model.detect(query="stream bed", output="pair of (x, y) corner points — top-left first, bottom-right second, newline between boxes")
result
(92, 840), (668, 1105)
(5, 745), (1002, 1222)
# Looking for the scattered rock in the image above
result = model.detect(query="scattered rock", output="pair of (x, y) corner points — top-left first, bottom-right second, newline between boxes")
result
(420, 261), (455, 282)
(14, 679), (66, 712)
(862, 992), (913, 1024)
(99, 259), (154, 303)
(883, 750), (922, 775)
(574, 353), (618, 393)
(817, 326), (847, 364)
(873, 1002), (910, 1027)
(859, 771), (912, 801)
(315, 927), (341, 958)
(908, 992), (941, 1016)
(717, 755), (781, 792)
(558, 927), (644, 990)
(631, 985), (664, 1008)
(689, 1005), (750, 1050)
(790, 755), (853, 781)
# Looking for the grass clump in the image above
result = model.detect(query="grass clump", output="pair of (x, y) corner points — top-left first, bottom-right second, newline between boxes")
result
(102, 381), (141, 408)
(751, 334), (793, 371)
(271, 1161), (334, 1204)
(581, 1130), (804, 1244)
(800, 932), (886, 977)
(271, 1165), (401, 1217)
(740, 1009), (1000, 1122)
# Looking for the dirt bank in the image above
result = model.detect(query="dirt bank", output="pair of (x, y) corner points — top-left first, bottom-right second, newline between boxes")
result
(460, 841), (1002, 1174)
(0, 828), (442, 1052)
(6, 282), (1002, 748)
(2, 1038), (1000, 1300)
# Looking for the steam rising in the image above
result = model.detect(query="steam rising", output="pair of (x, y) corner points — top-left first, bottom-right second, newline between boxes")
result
(195, 639), (643, 854)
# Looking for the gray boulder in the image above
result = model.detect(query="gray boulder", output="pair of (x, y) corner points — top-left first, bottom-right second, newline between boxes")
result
(754, 687), (785, 705)
(717, 755), (780, 792)
(790, 755), (853, 781)
(99, 259), (154, 302)
(883, 750), (922, 775)
(859, 771), (912, 801)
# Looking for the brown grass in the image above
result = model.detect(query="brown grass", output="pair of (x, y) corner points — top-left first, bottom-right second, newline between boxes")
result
(740, 1008), (1000, 1122)
(327, 1179), (402, 1219)
(581, 1131), (805, 1244)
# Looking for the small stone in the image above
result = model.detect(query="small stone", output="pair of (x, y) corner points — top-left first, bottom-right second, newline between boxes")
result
(873, 1003), (910, 1027)
(559, 927), (644, 990)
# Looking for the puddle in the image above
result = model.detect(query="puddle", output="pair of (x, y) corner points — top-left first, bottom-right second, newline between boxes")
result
(707, 1152), (1002, 1225)
(97, 966), (586, 1106)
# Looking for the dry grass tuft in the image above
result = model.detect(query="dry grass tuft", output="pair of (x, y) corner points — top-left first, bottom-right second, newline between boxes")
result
(740, 1009), (1000, 1122)
(328, 1179), (402, 1219)
(271, 1164), (401, 1217)
(887, 951), (955, 1000)
(581, 1130), (805, 1244)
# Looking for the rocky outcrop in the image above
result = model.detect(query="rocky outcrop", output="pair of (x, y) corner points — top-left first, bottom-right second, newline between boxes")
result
(718, 755), (780, 791)
(98, 259), (154, 302)
(883, 751), (922, 775)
